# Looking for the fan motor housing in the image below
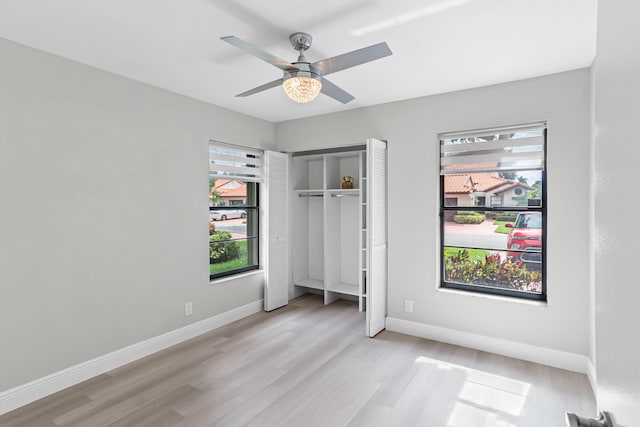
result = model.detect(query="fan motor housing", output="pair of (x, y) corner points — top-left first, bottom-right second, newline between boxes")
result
(283, 62), (322, 83)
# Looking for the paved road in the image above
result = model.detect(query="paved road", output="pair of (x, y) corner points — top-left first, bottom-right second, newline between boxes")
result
(214, 218), (247, 237)
(445, 233), (507, 251)
(444, 220), (508, 251)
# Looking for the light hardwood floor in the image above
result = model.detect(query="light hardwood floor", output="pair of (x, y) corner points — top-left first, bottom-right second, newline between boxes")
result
(1, 294), (595, 426)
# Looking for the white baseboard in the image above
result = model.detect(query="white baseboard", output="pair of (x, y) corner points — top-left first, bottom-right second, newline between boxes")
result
(386, 317), (591, 374)
(0, 299), (264, 416)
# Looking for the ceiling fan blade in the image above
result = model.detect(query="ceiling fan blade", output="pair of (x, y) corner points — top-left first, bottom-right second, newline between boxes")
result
(313, 42), (392, 76)
(236, 78), (284, 97)
(221, 36), (298, 72)
(320, 78), (355, 104)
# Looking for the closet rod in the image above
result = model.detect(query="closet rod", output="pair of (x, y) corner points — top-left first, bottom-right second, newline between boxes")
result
(331, 193), (359, 198)
(298, 193), (324, 198)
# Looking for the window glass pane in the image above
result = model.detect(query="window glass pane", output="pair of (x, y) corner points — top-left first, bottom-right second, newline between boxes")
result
(443, 209), (543, 295)
(442, 170), (542, 208)
(443, 245), (542, 294)
(443, 210), (542, 253)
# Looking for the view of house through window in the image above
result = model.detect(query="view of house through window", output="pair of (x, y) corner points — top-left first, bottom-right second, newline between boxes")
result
(440, 123), (546, 300)
(209, 143), (261, 280)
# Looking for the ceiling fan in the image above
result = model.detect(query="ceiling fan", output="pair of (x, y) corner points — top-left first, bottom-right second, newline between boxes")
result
(221, 32), (392, 104)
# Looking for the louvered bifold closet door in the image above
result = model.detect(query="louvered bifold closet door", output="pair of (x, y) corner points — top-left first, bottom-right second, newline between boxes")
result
(264, 151), (290, 311)
(366, 138), (388, 337)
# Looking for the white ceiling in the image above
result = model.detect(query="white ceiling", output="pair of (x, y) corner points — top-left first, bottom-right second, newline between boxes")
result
(0, 0), (597, 123)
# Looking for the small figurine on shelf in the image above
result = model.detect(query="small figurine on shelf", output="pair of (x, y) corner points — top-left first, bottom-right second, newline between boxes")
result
(341, 176), (354, 189)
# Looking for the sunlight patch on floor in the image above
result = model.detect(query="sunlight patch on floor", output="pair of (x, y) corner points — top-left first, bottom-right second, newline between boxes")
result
(415, 356), (531, 426)
(447, 402), (516, 427)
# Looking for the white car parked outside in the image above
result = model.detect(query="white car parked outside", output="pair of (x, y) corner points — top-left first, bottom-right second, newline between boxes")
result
(209, 209), (246, 221)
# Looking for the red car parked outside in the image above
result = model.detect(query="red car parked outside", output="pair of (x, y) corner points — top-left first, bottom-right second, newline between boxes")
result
(506, 212), (542, 269)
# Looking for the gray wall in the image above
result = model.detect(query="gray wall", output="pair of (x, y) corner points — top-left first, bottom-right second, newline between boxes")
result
(276, 69), (592, 357)
(592, 1), (640, 424)
(0, 38), (275, 391)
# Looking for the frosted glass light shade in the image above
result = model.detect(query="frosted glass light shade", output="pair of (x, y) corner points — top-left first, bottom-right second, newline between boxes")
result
(283, 76), (322, 103)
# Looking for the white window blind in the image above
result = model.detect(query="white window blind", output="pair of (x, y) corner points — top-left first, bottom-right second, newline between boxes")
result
(209, 141), (263, 182)
(439, 122), (546, 175)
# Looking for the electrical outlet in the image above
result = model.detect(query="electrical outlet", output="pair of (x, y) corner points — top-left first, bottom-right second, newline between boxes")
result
(404, 299), (413, 313)
(185, 302), (193, 316)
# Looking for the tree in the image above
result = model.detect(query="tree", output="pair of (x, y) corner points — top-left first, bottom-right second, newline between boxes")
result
(500, 171), (517, 180)
(209, 177), (222, 206)
(528, 181), (542, 199)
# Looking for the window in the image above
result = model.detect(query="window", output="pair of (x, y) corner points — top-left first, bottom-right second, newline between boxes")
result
(439, 123), (546, 300)
(209, 142), (262, 280)
(490, 196), (503, 206)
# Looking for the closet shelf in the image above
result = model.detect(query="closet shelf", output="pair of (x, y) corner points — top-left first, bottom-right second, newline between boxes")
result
(295, 278), (324, 290)
(327, 282), (359, 296)
(326, 188), (360, 193)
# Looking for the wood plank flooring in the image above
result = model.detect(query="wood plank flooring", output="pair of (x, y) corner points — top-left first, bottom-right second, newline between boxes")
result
(0, 294), (595, 426)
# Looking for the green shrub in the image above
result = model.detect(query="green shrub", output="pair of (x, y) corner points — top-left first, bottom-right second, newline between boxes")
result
(495, 213), (518, 222)
(453, 213), (485, 224)
(459, 211), (517, 221)
(209, 231), (240, 262)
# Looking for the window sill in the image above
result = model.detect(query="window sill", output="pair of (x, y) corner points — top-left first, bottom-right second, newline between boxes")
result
(437, 287), (549, 307)
(210, 269), (264, 286)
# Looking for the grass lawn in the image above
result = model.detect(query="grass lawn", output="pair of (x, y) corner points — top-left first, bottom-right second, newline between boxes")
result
(210, 240), (248, 275)
(493, 221), (511, 234)
(444, 247), (490, 260)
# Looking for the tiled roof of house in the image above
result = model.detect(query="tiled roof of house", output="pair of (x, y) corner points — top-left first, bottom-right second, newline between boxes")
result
(213, 179), (246, 197)
(444, 174), (476, 194)
(445, 173), (533, 194)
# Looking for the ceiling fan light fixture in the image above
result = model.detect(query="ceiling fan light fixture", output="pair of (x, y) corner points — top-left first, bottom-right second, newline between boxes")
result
(221, 32), (391, 104)
(283, 72), (322, 103)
